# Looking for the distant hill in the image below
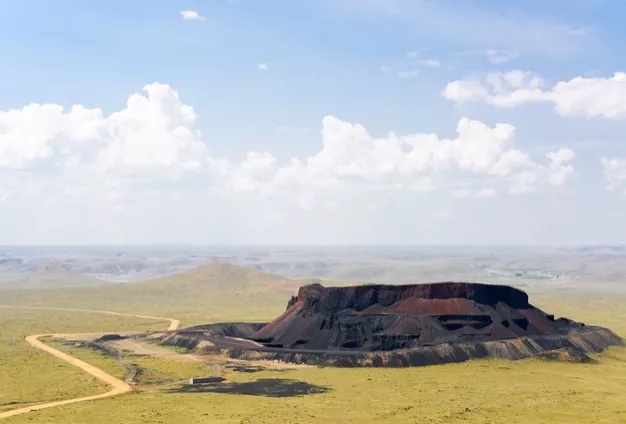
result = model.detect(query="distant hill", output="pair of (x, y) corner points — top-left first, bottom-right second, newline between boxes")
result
(0, 261), (320, 325)
(0, 262), (108, 290)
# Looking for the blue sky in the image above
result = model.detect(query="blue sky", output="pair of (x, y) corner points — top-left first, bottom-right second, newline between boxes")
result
(0, 0), (625, 245)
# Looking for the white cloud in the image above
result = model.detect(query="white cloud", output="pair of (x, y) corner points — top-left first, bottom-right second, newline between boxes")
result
(0, 85), (575, 206)
(458, 49), (518, 64)
(397, 69), (420, 78)
(418, 59), (440, 68)
(452, 187), (497, 199)
(0, 83), (579, 244)
(382, 49), (438, 79)
(180, 10), (205, 21)
(0, 103), (104, 170)
(443, 71), (626, 119)
(0, 83), (208, 214)
(96, 83), (206, 175)
(601, 158), (626, 192)
(215, 116), (575, 202)
(482, 49), (518, 64)
(257, 63), (269, 71)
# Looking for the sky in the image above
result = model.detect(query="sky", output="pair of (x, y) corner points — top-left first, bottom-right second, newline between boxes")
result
(1, 0), (626, 245)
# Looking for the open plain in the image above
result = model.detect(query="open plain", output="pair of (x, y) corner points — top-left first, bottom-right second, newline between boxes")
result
(1, 248), (626, 423)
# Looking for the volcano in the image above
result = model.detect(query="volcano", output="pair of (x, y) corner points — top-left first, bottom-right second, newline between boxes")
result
(250, 282), (604, 351)
(157, 280), (623, 367)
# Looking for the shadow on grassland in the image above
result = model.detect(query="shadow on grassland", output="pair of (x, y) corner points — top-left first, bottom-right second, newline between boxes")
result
(167, 379), (330, 397)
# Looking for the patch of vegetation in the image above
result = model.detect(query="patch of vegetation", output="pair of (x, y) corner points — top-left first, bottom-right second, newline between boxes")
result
(46, 340), (128, 380)
(130, 356), (210, 386)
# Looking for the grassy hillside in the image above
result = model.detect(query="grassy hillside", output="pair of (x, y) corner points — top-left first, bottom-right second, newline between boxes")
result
(0, 262), (311, 326)
(2, 261), (625, 331)
(533, 292), (626, 337)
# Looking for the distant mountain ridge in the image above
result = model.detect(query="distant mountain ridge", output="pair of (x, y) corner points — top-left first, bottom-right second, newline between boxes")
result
(0, 261), (108, 290)
(0, 261), (313, 324)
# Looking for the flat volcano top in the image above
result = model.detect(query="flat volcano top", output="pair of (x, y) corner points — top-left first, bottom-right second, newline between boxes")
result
(251, 282), (584, 352)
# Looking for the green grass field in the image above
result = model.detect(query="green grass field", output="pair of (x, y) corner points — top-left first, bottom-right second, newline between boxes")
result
(4, 342), (626, 424)
(0, 262), (304, 326)
(0, 308), (167, 413)
(1, 264), (626, 423)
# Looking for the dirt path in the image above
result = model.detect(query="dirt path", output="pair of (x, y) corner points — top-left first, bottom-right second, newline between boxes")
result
(105, 338), (202, 361)
(0, 305), (180, 420)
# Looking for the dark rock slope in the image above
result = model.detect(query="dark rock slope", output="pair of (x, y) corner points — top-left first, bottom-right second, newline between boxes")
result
(250, 282), (619, 352)
(228, 326), (621, 367)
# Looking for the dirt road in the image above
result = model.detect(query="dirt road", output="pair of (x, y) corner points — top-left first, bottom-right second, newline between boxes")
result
(0, 305), (180, 420)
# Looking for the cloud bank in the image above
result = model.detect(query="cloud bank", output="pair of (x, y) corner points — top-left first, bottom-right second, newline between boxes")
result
(0, 83), (576, 205)
(443, 71), (626, 119)
(0, 82), (583, 243)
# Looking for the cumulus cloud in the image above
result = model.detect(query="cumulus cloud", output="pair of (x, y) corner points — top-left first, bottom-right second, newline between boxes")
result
(443, 71), (626, 119)
(0, 83), (577, 224)
(214, 116), (575, 202)
(0, 83), (206, 176)
(0, 83), (586, 243)
(180, 10), (205, 20)
(601, 158), (626, 192)
(0, 103), (103, 169)
(96, 83), (206, 175)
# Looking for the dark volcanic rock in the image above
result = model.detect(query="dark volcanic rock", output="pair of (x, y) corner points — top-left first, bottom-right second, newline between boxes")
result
(95, 334), (124, 342)
(184, 322), (266, 339)
(251, 282), (598, 352)
(155, 281), (623, 367)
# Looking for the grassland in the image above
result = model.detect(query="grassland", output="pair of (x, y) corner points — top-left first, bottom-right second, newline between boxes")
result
(4, 342), (626, 424)
(0, 262), (303, 326)
(0, 308), (167, 413)
(533, 292), (626, 337)
(46, 339), (211, 386)
(2, 263), (626, 423)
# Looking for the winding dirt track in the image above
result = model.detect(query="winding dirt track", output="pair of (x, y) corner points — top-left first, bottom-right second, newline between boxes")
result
(0, 305), (180, 420)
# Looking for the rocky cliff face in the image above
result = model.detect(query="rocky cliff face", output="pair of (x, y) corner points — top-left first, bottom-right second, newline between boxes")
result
(251, 282), (587, 351)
